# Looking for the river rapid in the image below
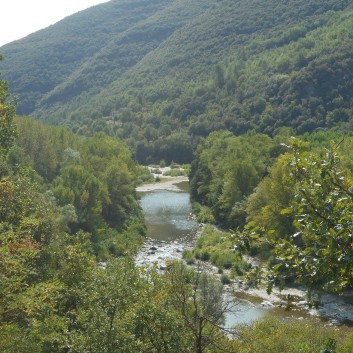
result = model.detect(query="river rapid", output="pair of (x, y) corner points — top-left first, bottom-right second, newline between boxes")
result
(136, 177), (353, 327)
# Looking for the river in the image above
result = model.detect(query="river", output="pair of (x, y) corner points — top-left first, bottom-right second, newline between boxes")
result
(136, 178), (353, 327)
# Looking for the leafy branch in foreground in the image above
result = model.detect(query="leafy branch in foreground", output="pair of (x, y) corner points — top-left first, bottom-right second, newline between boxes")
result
(237, 138), (353, 294)
(273, 139), (353, 293)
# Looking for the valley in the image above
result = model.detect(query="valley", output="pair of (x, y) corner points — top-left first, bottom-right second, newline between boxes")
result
(2, 0), (353, 351)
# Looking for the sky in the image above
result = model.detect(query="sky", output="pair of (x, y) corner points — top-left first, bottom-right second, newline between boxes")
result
(0, 0), (110, 47)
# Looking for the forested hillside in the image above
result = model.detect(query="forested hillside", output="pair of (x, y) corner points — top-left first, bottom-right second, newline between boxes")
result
(4, 0), (353, 348)
(5, 67), (351, 353)
(189, 128), (353, 294)
(1, 0), (353, 162)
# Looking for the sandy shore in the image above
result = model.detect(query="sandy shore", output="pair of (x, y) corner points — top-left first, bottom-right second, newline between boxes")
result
(136, 176), (188, 192)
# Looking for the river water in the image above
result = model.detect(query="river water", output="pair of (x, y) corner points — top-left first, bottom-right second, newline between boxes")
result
(137, 183), (272, 326)
(139, 189), (196, 242)
(137, 181), (352, 327)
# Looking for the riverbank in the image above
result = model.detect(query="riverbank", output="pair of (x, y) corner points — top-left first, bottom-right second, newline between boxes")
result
(229, 273), (353, 325)
(137, 166), (189, 192)
(135, 235), (197, 270)
(136, 173), (198, 269)
(136, 175), (353, 326)
(136, 176), (188, 192)
(136, 232), (353, 325)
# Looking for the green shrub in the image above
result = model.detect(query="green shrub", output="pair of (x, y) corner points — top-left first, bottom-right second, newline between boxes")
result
(182, 249), (195, 265)
(200, 250), (210, 261)
(164, 169), (187, 176)
(232, 259), (251, 276)
(192, 203), (216, 224)
(221, 274), (231, 285)
(137, 166), (154, 184)
(227, 317), (353, 353)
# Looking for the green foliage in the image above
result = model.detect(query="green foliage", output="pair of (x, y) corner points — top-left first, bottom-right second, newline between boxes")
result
(220, 273), (231, 285)
(192, 202), (216, 224)
(191, 129), (353, 295)
(136, 165), (155, 185)
(182, 249), (195, 265)
(53, 164), (106, 232)
(0, 134), (189, 352)
(190, 131), (275, 227)
(269, 138), (353, 292)
(163, 168), (187, 176)
(225, 317), (353, 353)
(231, 135), (353, 294)
(0, 57), (16, 157)
(165, 261), (229, 353)
(2, 1), (353, 162)
(12, 118), (143, 254)
(15, 117), (80, 182)
(193, 225), (249, 274)
(246, 153), (296, 243)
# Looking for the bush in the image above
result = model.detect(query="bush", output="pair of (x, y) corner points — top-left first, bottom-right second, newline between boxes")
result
(210, 252), (236, 269)
(136, 166), (154, 185)
(164, 169), (187, 176)
(200, 250), (210, 261)
(232, 259), (251, 276)
(227, 317), (353, 353)
(151, 168), (162, 174)
(221, 274), (231, 285)
(192, 202), (216, 224)
(182, 249), (195, 265)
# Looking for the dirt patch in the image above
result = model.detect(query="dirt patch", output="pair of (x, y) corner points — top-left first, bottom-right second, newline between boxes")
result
(136, 176), (188, 192)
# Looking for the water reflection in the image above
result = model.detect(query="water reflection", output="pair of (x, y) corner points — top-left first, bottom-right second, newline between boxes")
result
(139, 188), (331, 327)
(225, 300), (267, 327)
(140, 190), (197, 242)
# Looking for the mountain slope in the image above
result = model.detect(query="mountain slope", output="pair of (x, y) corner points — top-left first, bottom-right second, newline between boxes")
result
(1, 0), (353, 163)
(0, 0), (173, 114)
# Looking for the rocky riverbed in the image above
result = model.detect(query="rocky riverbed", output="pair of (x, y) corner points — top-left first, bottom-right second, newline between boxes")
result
(136, 234), (353, 325)
(135, 235), (195, 270)
(136, 175), (353, 326)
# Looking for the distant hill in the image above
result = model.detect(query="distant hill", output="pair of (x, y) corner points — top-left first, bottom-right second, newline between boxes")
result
(1, 0), (353, 163)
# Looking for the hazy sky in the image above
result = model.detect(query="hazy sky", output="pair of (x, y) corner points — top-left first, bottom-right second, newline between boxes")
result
(0, 0), (110, 47)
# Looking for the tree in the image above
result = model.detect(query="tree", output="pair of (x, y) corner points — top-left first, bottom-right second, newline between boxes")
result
(103, 159), (136, 227)
(52, 165), (108, 232)
(165, 262), (231, 353)
(0, 56), (17, 157)
(270, 138), (353, 293)
(190, 131), (274, 227)
(68, 259), (191, 353)
(246, 153), (296, 242)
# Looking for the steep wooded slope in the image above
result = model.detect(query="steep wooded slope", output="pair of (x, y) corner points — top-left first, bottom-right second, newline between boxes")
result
(1, 0), (353, 162)
(0, 0), (173, 114)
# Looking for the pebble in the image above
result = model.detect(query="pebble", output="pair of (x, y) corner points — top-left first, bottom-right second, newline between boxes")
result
(261, 300), (274, 308)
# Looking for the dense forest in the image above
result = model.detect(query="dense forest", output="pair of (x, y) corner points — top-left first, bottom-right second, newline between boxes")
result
(1, 0), (353, 162)
(5, 65), (353, 352)
(189, 129), (353, 294)
(3, 0), (353, 351)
